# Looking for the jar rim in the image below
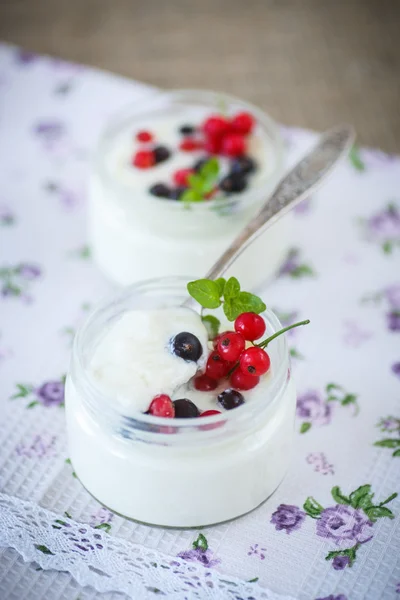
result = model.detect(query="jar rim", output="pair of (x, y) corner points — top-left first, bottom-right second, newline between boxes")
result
(94, 88), (284, 214)
(71, 276), (290, 435)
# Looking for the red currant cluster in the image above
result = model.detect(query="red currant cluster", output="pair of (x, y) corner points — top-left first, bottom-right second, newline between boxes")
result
(147, 312), (271, 420)
(132, 130), (171, 169)
(197, 312), (270, 392)
(200, 112), (254, 157)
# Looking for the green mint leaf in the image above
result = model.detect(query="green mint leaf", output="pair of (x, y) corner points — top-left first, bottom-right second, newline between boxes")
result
(300, 422), (311, 434)
(199, 156), (219, 183)
(349, 144), (366, 172)
(374, 438), (400, 448)
(364, 506), (394, 522)
(215, 278), (226, 297)
(235, 291), (267, 315)
(187, 173), (205, 194)
(223, 297), (236, 321)
(187, 279), (222, 309)
(349, 485), (374, 509)
(224, 276), (240, 300)
(303, 496), (324, 519)
(181, 189), (203, 203)
(193, 533), (208, 551)
(331, 486), (351, 505)
(201, 315), (220, 340)
(35, 544), (54, 555)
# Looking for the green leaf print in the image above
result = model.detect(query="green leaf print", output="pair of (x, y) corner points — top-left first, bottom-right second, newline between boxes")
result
(331, 486), (351, 505)
(193, 533), (208, 551)
(300, 422), (312, 434)
(364, 506), (395, 522)
(349, 485), (374, 509)
(303, 497), (324, 519)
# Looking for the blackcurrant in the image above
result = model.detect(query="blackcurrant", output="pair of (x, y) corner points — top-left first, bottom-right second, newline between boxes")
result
(217, 389), (245, 410)
(173, 398), (200, 418)
(171, 332), (203, 362)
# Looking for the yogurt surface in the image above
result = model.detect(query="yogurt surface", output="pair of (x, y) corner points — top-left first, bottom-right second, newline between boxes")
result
(90, 308), (208, 415)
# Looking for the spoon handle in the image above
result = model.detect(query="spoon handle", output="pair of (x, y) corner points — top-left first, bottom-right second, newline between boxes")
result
(204, 124), (355, 281)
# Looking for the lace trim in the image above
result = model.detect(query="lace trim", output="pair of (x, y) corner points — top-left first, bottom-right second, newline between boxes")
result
(0, 493), (295, 599)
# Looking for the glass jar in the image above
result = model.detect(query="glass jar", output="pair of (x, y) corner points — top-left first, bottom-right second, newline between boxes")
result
(65, 277), (296, 528)
(89, 90), (289, 289)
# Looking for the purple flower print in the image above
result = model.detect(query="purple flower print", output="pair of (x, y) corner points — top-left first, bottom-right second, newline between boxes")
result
(362, 147), (400, 169)
(316, 504), (373, 546)
(293, 198), (312, 215)
(385, 284), (400, 309)
(177, 534), (220, 568)
(306, 452), (334, 475)
(332, 555), (350, 570)
(15, 434), (57, 458)
(378, 416), (400, 432)
(366, 204), (400, 245)
(392, 362), (400, 378)
(278, 248), (315, 279)
(17, 263), (41, 280)
(316, 595), (347, 600)
(34, 120), (65, 141)
(15, 49), (37, 65)
(177, 548), (220, 568)
(45, 181), (83, 210)
(387, 311), (400, 331)
(270, 504), (306, 534)
(36, 381), (65, 407)
(396, 582), (400, 594)
(90, 507), (114, 528)
(247, 544), (266, 560)
(343, 320), (372, 347)
(296, 391), (332, 426)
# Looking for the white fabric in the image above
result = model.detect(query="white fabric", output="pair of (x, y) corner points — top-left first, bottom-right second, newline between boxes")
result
(0, 42), (400, 600)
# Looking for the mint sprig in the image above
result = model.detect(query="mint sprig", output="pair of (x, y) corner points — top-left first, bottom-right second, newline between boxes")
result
(181, 158), (220, 203)
(187, 276), (266, 321)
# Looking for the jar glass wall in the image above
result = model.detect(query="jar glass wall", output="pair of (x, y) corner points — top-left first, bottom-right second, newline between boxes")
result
(89, 90), (289, 289)
(65, 277), (296, 528)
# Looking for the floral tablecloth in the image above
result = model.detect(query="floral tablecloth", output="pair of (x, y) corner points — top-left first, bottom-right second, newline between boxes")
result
(0, 43), (399, 600)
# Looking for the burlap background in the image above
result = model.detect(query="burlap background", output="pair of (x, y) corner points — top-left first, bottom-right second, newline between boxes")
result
(0, 0), (399, 151)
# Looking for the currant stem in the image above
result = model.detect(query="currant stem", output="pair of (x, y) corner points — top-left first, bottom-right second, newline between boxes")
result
(257, 319), (310, 349)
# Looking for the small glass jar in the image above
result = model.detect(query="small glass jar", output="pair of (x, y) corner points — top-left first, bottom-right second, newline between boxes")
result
(65, 277), (296, 528)
(89, 90), (289, 289)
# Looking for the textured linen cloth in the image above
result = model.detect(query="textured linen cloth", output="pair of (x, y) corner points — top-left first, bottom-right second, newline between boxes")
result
(0, 43), (399, 600)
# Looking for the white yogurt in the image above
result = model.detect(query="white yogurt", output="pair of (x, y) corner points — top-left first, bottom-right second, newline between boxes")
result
(65, 286), (296, 527)
(89, 90), (289, 288)
(89, 308), (208, 415)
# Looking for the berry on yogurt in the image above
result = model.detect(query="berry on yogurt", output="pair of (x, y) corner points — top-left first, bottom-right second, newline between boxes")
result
(173, 398), (200, 418)
(171, 332), (203, 362)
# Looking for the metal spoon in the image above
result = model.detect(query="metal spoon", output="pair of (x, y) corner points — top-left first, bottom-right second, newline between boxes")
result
(184, 123), (355, 308)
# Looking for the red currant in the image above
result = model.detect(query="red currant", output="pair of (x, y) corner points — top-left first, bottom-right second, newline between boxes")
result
(221, 133), (246, 157)
(200, 410), (221, 417)
(204, 136), (222, 155)
(173, 168), (194, 187)
(179, 138), (202, 152)
(205, 351), (232, 379)
(148, 394), (175, 418)
(136, 130), (153, 143)
(217, 331), (245, 362)
(213, 331), (231, 349)
(194, 374), (218, 392)
(230, 368), (260, 390)
(240, 347), (270, 376)
(231, 112), (255, 135)
(234, 312), (266, 341)
(133, 150), (155, 169)
(202, 115), (230, 139)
